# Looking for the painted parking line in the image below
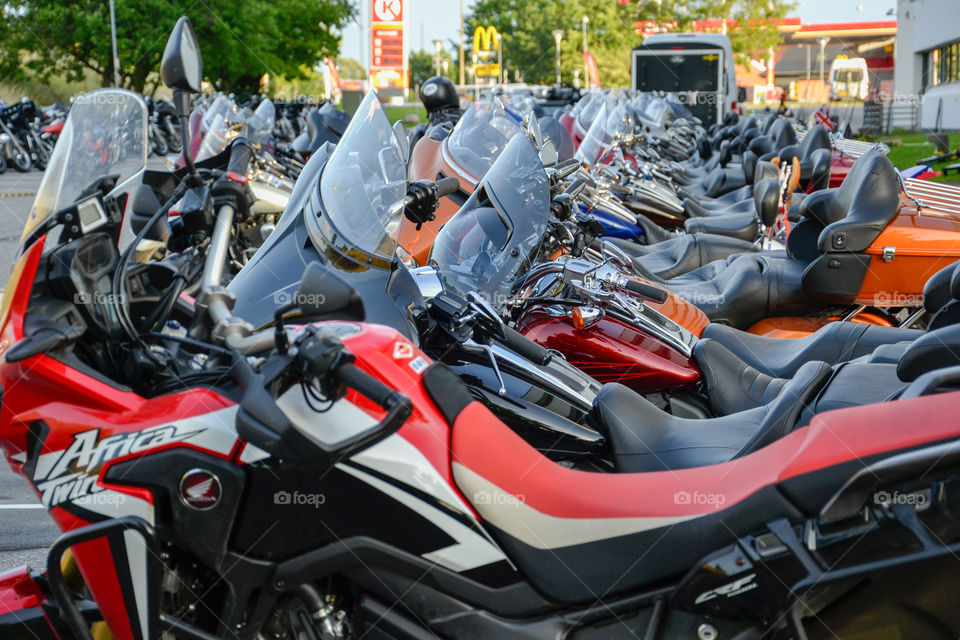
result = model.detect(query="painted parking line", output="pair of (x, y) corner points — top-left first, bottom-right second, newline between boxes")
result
(0, 193), (36, 197)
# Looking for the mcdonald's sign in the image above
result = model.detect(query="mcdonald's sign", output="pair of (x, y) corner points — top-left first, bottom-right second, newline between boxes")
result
(473, 25), (500, 52)
(473, 25), (500, 78)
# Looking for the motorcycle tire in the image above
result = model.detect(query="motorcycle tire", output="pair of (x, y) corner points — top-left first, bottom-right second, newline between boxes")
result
(0, 153), (6, 174)
(12, 149), (31, 172)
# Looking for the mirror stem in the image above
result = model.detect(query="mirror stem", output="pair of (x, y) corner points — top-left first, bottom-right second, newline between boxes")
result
(173, 88), (198, 179)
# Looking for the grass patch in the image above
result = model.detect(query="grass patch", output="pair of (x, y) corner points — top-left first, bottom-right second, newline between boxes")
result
(880, 132), (960, 184)
(384, 104), (427, 127)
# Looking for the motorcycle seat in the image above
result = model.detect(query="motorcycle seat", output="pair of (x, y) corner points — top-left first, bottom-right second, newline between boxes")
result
(683, 212), (760, 242)
(682, 184), (754, 209)
(594, 359), (833, 473)
(701, 321), (922, 379)
(658, 253), (816, 330)
(612, 233), (758, 280)
(448, 365), (960, 603)
(677, 165), (746, 200)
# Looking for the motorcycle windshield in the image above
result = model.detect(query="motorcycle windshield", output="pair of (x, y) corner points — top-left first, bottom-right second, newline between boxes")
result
(444, 99), (523, 181)
(431, 134), (549, 306)
(313, 91), (407, 262)
(247, 99), (276, 142)
(195, 111), (231, 162)
(20, 89), (147, 243)
(575, 101), (608, 165)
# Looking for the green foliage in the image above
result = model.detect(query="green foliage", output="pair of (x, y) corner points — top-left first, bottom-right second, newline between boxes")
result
(336, 57), (367, 80)
(409, 48), (456, 90)
(467, 0), (793, 87)
(0, 0), (356, 95)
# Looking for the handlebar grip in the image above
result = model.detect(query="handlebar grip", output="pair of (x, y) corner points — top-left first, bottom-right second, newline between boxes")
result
(501, 325), (553, 366)
(555, 158), (581, 180)
(434, 176), (460, 198)
(338, 362), (403, 410)
(623, 279), (669, 304)
(226, 137), (254, 177)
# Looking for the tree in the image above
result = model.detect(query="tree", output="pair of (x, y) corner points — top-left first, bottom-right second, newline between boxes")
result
(0, 0), (355, 95)
(336, 57), (367, 80)
(621, 0), (796, 69)
(467, 0), (793, 87)
(409, 48), (455, 90)
(467, 0), (635, 87)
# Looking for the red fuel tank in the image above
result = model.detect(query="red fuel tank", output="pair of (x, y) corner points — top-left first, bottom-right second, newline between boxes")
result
(516, 308), (701, 394)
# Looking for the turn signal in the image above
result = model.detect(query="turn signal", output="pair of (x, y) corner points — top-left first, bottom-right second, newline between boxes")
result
(572, 306), (603, 331)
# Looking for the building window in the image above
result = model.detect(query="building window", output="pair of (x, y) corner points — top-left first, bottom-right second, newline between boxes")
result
(927, 39), (960, 88)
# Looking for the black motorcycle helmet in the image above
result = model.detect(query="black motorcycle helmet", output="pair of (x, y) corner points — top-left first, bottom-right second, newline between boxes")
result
(420, 76), (459, 114)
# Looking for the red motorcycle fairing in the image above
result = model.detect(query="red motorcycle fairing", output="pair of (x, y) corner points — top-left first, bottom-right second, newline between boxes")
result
(516, 308), (700, 393)
(41, 119), (64, 136)
(0, 238), (240, 640)
(450, 389), (960, 602)
(0, 567), (62, 639)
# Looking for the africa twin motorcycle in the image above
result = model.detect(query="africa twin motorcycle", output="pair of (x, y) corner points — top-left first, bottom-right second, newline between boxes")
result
(3, 31), (960, 639)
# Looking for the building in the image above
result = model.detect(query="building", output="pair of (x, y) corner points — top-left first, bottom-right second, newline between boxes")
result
(896, 0), (960, 130)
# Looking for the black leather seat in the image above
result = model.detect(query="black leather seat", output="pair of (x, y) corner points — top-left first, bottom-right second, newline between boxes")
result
(611, 233), (758, 280)
(657, 252), (817, 329)
(791, 149), (902, 303)
(683, 211), (759, 242)
(701, 322), (922, 379)
(595, 360), (833, 473)
(798, 362), (907, 425)
(772, 125), (833, 190)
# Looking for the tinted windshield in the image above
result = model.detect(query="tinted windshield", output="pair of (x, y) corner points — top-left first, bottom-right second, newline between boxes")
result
(314, 91), (406, 262)
(431, 134), (549, 306)
(20, 89), (147, 242)
(445, 99), (523, 181)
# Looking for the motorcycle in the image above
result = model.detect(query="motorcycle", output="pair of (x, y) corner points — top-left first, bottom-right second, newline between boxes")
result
(3, 27), (960, 638)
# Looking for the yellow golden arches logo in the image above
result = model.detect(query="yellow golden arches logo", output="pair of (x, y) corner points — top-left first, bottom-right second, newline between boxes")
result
(473, 26), (500, 52)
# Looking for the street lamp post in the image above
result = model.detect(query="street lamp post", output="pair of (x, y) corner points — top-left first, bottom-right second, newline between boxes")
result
(433, 39), (443, 77)
(581, 16), (590, 89)
(459, 0), (465, 86)
(819, 37), (830, 101)
(109, 0), (120, 87)
(552, 30), (564, 86)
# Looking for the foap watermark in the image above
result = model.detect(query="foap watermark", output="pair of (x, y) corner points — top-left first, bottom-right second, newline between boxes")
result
(273, 291), (327, 307)
(74, 291), (125, 306)
(473, 491), (525, 508)
(874, 489), (929, 509)
(873, 291), (923, 307)
(672, 291), (726, 306)
(274, 490), (326, 508)
(674, 490), (726, 507)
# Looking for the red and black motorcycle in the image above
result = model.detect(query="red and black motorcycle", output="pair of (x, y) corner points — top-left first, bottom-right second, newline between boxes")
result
(4, 19), (960, 640)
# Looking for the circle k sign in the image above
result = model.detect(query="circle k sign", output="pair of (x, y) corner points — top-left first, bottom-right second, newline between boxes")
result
(373, 0), (403, 22)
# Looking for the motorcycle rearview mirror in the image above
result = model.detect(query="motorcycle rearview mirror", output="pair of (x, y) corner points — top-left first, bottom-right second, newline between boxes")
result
(161, 17), (202, 177)
(273, 262), (365, 352)
(600, 240), (636, 274)
(392, 120), (410, 161)
(161, 17), (203, 95)
(539, 140), (559, 168)
(297, 262), (365, 322)
(527, 114), (543, 150)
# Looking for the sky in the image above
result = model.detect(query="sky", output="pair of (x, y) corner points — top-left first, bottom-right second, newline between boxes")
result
(340, 0), (897, 66)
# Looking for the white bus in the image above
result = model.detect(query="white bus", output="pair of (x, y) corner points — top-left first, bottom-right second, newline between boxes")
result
(631, 33), (739, 124)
